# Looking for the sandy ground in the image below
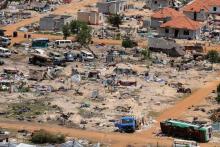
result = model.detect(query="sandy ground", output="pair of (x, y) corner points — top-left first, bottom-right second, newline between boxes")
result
(0, 0), (220, 146)
(0, 75), (220, 147)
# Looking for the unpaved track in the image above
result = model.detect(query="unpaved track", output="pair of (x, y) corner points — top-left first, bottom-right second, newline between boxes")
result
(1, 78), (220, 146)
(0, 1), (220, 146)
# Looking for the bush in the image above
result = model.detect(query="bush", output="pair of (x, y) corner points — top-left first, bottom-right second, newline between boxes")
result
(31, 129), (65, 144)
(207, 50), (219, 63)
(216, 96), (220, 103)
(122, 38), (137, 48)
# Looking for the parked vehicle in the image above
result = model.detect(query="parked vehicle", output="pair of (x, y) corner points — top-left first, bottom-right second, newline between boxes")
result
(115, 116), (139, 133)
(49, 52), (66, 66)
(32, 38), (49, 49)
(80, 50), (94, 61)
(0, 47), (11, 57)
(54, 40), (72, 48)
(173, 139), (200, 147)
(0, 36), (11, 47)
(160, 119), (212, 142)
(29, 54), (53, 66)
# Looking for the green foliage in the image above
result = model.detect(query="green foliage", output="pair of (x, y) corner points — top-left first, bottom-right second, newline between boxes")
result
(76, 25), (92, 47)
(207, 50), (219, 63)
(107, 14), (123, 28)
(115, 33), (121, 40)
(31, 129), (65, 144)
(216, 84), (220, 103)
(62, 24), (70, 39)
(217, 84), (220, 93)
(122, 38), (137, 48)
(216, 96), (220, 103)
(141, 48), (151, 60)
(69, 20), (87, 34)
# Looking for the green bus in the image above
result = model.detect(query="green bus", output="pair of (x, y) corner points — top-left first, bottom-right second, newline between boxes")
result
(32, 38), (49, 49)
(160, 119), (212, 142)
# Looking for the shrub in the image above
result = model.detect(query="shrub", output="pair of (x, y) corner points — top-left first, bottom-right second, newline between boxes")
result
(122, 38), (137, 48)
(31, 129), (65, 144)
(207, 50), (219, 63)
(216, 96), (220, 103)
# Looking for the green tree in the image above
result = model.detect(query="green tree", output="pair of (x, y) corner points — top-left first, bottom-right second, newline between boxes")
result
(207, 50), (219, 63)
(216, 84), (220, 103)
(141, 48), (151, 60)
(69, 20), (86, 34)
(76, 25), (92, 47)
(122, 38), (137, 48)
(107, 14), (123, 29)
(62, 24), (70, 39)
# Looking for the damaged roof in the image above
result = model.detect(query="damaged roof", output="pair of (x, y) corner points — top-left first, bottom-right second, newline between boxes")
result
(160, 16), (201, 30)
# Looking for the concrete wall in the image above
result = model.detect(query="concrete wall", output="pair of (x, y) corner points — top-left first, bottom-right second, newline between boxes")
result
(150, 17), (171, 28)
(209, 6), (220, 14)
(97, 2), (109, 14)
(97, 0), (125, 14)
(147, 0), (172, 10)
(77, 11), (90, 23)
(40, 15), (74, 31)
(77, 11), (103, 25)
(159, 27), (201, 39)
(183, 11), (208, 21)
(39, 17), (55, 31)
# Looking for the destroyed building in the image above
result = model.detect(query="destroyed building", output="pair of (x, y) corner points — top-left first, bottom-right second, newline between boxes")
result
(145, 0), (175, 10)
(77, 9), (104, 25)
(97, 0), (126, 14)
(39, 14), (75, 31)
(148, 37), (185, 57)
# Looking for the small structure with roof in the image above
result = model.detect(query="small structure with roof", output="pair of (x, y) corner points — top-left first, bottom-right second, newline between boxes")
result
(182, 0), (220, 21)
(39, 14), (75, 31)
(77, 9), (104, 25)
(159, 16), (202, 39)
(150, 7), (184, 28)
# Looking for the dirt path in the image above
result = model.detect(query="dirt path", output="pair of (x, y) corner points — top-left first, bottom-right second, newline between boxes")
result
(138, 77), (220, 137)
(0, 77), (220, 146)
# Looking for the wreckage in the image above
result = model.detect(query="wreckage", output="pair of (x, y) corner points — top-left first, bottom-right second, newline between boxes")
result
(148, 37), (185, 57)
(160, 119), (212, 142)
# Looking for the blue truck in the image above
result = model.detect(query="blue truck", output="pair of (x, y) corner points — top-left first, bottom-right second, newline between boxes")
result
(114, 116), (139, 133)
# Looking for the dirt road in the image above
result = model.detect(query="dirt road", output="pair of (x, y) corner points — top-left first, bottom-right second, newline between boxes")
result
(0, 77), (220, 146)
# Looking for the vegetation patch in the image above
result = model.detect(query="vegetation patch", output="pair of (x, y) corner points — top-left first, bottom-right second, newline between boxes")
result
(31, 129), (65, 144)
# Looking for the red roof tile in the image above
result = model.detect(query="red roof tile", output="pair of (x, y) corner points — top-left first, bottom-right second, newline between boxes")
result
(183, 0), (220, 13)
(151, 7), (184, 19)
(160, 16), (201, 30)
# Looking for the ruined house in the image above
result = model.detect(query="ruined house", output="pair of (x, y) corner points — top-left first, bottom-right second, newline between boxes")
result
(148, 37), (185, 57)
(77, 9), (104, 25)
(97, 0), (126, 14)
(39, 14), (75, 31)
(145, 0), (175, 10)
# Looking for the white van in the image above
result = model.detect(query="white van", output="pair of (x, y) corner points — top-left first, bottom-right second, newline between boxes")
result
(0, 47), (11, 57)
(173, 139), (200, 147)
(0, 36), (11, 47)
(80, 50), (94, 61)
(54, 40), (72, 48)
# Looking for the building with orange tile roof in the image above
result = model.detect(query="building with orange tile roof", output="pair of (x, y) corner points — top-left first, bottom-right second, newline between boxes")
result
(150, 7), (184, 28)
(158, 16), (203, 39)
(182, 0), (220, 21)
